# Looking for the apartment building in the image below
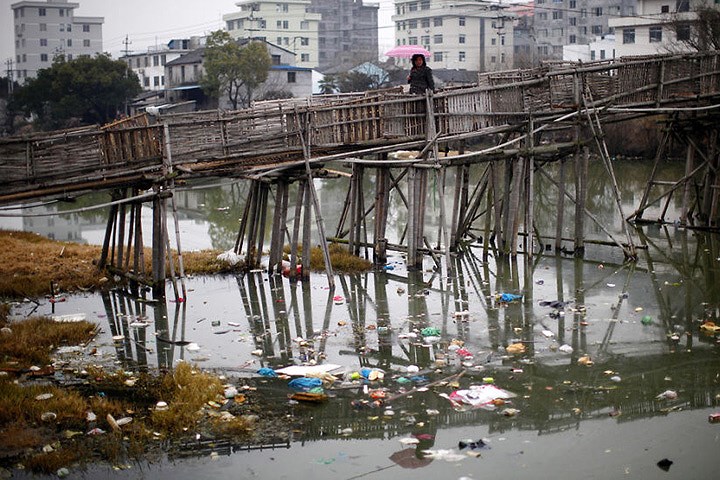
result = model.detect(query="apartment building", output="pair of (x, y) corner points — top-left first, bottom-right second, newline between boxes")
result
(608, 0), (718, 57)
(11, 0), (103, 84)
(533, 0), (635, 60)
(308, 0), (379, 71)
(223, 1), (321, 69)
(392, 0), (515, 72)
(122, 38), (203, 92)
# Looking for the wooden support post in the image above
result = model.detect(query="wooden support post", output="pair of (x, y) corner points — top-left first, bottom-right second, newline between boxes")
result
(407, 167), (418, 268)
(289, 180), (306, 281)
(151, 190), (166, 298)
(133, 200), (145, 278)
(255, 182), (270, 267)
(234, 181), (252, 255)
(269, 179), (289, 273)
(302, 180), (312, 281)
(525, 117), (535, 258)
(116, 191), (127, 272)
(681, 141), (695, 225)
(374, 165), (389, 266)
(244, 181), (259, 267)
(700, 130), (717, 224)
(504, 157), (524, 256)
(574, 147), (589, 256)
(98, 202), (117, 271)
(555, 157), (566, 252)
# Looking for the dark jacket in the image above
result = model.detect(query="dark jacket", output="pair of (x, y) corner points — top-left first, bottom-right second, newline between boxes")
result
(408, 54), (435, 94)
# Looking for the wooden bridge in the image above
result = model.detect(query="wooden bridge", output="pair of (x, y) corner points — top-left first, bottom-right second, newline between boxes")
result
(2, 51), (720, 296)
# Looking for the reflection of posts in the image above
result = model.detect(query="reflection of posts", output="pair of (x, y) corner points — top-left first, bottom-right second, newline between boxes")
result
(154, 297), (171, 369)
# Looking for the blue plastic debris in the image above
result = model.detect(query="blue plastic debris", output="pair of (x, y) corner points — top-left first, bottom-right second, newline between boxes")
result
(257, 367), (277, 377)
(288, 377), (323, 391)
(499, 293), (523, 303)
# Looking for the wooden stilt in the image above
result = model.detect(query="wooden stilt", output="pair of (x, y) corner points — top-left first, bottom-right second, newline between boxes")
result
(269, 180), (289, 273)
(289, 180), (305, 281)
(681, 141), (695, 225)
(302, 180), (312, 281)
(525, 117), (535, 259)
(574, 147), (587, 256)
(555, 157), (566, 252)
(255, 182), (270, 267)
(374, 165), (389, 265)
(151, 190), (166, 298)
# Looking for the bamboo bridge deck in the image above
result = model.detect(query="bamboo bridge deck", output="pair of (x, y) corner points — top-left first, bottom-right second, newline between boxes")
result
(2, 52), (720, 204)
(2, 52), (720, 295)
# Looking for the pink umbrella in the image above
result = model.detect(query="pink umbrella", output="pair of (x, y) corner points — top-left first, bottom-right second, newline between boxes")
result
(385, 45), (431, 59)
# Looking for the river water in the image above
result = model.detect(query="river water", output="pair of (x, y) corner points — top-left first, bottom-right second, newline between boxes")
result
(3, 158), (720, 479)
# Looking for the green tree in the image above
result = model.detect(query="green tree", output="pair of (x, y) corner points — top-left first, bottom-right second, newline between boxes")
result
(201, 31), (272, 110)
(337, 71), (374, 93)
(12, 54), (140, 130)
(318, 75), (339, 94)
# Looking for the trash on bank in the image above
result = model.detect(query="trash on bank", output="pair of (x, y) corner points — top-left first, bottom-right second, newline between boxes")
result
(506, 343), (526, 355)
(655, 390), (678, 400)
(288, 377), (323, 392)
(708, 413), (720, 423)
(700, 321), (720, 335)
(275, 364), (342, 377)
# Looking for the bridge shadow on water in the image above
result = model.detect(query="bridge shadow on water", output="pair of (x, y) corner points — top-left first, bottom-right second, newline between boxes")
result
(88, 226), (720, 458)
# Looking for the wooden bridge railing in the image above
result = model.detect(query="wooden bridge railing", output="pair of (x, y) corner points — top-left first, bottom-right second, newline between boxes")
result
(2, 51), (720, 203)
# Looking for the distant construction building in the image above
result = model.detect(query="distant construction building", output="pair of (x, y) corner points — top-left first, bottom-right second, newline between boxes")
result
(10, 0), (103, 84)
(391, 0), (515, 72)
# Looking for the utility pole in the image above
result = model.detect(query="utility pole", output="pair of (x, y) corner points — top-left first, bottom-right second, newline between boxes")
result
(122, 35), (132, 57)
(5, 59), (13, 95)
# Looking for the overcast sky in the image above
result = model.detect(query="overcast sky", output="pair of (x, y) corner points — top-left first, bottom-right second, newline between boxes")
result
(1, 0), (395, 77)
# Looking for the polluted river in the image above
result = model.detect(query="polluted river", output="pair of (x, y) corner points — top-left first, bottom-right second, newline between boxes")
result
(2, 159), (720, 479)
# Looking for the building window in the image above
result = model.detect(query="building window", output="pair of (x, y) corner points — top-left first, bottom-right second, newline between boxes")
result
(569, 34), (576, 44)
(434, 17), (443, 27)
(287, 71), (296, 83)
(649, 26), (662, 42)
(60, 24), (65, 32)
(420, 0), (430, 10)
(40, 38), (47, 46)
(593, 7), (603, 16)
(301, 53), (309, 62)
(161, 54), (166, 65)
(421, 18), (430, 28)
(570, 0), (576, 7)
(491, 37), (496, 45)
(434, 34), (443, 43)
(537, 12), (547, 20)
(421, 35), (430, 45)
(83, 39), (90, 47)
(39, 8), (46, 16)
(66, 24), (71, 32)
(580, 9), (587, 18)
(271, 54), (281, 65)
(592, 25), (602, 35)
(570, 17), (576, 26)
(409, 36), (417, 44)
(300, 37), (309, 46)
(623, 28), (635, 44)
(277, 3), (289, 12)
(409, 2), (418, 12)
(144, 57), (149, 67)
(459, 34), (466, 44)
(661, 5), (670, 13)
(40, 23), (46, 31)
(40, 53), (48, 62)
(459, 16), (466, 27)
(67, 39), (72, 47)
(433, 52), (442, 62)
(553, 11), (563, 19)
(144, 77), (150, 87)
(459, 51), (465, 61)
(676, 0), (689, 12)
(59, 8), (64, 17)
(491, 55), (496, 63)
(83, 24), (90, 32)
(300, 20), (309, 30)
(676, 24), (691, 40)
(591, 50), (596, 60)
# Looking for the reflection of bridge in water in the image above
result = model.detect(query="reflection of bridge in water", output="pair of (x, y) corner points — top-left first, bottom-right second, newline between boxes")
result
(98, 227), (719, 453)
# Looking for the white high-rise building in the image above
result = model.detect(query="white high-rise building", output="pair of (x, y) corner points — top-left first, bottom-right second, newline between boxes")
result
(223, 1), (321, 69)
(11, 0), (104, 84)
(392, 0), (515, 72)
(609, 0), (718, 58)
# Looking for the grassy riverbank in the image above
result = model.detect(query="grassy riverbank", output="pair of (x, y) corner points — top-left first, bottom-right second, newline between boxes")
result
(0, 229), (371, 299)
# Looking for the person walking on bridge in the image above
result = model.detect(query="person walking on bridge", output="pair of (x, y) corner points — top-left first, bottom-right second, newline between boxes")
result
(407, 54), (435, 94)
